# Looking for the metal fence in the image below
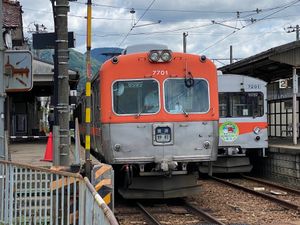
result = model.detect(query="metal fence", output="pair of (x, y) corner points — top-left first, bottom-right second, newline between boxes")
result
(0, 160), (118, 225)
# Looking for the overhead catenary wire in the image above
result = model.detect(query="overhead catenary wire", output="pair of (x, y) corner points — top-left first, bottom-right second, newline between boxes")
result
(199, 0), (300, 53)
(117, 0), (157, 47)
(71, 0), (300, 15)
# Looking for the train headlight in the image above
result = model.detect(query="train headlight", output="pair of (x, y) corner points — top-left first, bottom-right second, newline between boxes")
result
(149, 50), (160, 62)
(148, 50), (172, 63)
(253, 127), (261, 134)
(203, 141), (210, 149)
(161, 50), (172, 62)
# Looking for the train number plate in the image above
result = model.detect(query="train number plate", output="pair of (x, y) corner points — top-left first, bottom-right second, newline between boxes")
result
(155, 127), (171, 143)
(153, 124), (173, 145)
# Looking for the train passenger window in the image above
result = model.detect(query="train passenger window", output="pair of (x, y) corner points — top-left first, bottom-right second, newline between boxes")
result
(113, 79), (159, 115)
(219, 92), (264, 117)
(164, 79), (209, 114)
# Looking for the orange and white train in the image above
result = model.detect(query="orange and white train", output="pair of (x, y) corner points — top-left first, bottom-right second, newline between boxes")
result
(76, 48), (219, 198)
(215, 74), (268, 173)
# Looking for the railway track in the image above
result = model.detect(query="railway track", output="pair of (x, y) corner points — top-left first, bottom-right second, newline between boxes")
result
(241, 174), (300, 195)
(116, 199), (226, 225)
(210, 175), (300, 212)
(136, 200), (226, 225)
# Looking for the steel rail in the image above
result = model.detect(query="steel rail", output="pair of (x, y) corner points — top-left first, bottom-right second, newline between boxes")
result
(211, 176), (300, 211)
(241, 174), (300, 195)
(183, 200), (226, 225)
(136, 202), (162, 225)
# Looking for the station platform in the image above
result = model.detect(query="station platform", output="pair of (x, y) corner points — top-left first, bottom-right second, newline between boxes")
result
(8, 139), (100, 167)
(269, 137), (300, 152)
(252, 137), (300, 189)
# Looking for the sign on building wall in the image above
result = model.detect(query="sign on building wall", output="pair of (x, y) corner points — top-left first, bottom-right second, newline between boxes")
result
(279, 79), (288, 89)
(3, 50), (33, 92)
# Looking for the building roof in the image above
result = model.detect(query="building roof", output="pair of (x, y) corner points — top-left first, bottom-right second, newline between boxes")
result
(218, 40), (300, 82)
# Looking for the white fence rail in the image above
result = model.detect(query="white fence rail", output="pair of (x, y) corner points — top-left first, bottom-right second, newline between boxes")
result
(0, 160), (118, 225)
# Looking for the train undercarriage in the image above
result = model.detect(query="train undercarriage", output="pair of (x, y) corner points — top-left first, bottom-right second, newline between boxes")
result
(114, 162), (201, 199)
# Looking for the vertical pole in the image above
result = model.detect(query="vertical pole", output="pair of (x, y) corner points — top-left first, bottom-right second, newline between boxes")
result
(53, 125), (60, 166)
(292, 67), (298, 145)
(51, 0), (60, 166)
(56, 0), (70, 166)
(0, 0), (6, 159)
(85, 0), (92, 179)
(296, 25), (299, 41)
(183, 32), (188, 53)
(230, 45), (233, 64)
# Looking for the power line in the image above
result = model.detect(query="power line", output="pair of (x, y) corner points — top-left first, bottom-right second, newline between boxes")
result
(71, 0), (300, 15)
(199, 0), (300, 53)
(117, 0), (157, 47)
(22, 7), (132, 20)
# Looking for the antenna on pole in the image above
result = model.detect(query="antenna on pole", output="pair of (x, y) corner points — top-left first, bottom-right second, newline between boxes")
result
(130, 8), (136, 27)
(284, 25), (299, 41)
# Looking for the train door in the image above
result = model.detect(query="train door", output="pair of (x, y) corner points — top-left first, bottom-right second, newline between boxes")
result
(91, 78), (102, 155)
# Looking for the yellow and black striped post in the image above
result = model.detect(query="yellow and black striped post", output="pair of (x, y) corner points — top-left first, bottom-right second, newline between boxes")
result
(92, 164), (114, 210)
(85, 0), (92, 179)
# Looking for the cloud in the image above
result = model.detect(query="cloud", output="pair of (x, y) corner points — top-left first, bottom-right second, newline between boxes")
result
(19, 0), (300, 67)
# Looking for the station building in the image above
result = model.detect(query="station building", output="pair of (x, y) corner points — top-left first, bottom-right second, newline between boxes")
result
(2, 0), (79, 140)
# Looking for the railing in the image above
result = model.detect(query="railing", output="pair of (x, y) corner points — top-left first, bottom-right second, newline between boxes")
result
(0, 160), (118, 225)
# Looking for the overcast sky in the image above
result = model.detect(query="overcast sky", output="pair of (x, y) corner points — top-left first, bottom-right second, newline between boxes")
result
(19, 0), (300, 67)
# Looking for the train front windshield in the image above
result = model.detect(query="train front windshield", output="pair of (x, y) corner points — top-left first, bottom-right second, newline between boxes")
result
(164, 79), (209, 114)
(113, 79), (159, 115)
(219, 92), (264, 118)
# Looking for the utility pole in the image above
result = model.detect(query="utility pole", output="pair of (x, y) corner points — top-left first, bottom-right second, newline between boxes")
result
(230, 45), (233, 64)
(55, 0), (70, 166)
(51, 0), (60, 166)
(85, 0), (92, 179)
(285, 24), (300, 144)
(285, 25), (299, 41)
(0, 0), (6, 159)
(183, 32), (188, 53)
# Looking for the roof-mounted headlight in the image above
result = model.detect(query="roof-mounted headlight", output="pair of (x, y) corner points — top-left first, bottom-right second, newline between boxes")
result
(149, 50), (160, 62)
(148, 49), (172, 63)
(161, 50), (172, 62)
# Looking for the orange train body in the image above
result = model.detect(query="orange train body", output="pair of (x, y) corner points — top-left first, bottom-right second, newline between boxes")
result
(100, 52), (219, 124)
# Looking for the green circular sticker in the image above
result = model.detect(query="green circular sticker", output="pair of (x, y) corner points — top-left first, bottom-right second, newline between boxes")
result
(219, 121), (239, 142)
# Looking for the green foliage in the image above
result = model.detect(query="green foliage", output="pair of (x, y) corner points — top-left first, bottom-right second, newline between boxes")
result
(35, 49), (102, 91)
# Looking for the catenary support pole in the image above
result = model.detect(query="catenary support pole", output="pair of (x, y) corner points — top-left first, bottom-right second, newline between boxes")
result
(51, 0), (60, 166)
(0, 0), (6, 159)
(56, 0), (70, 166)
(85, 0), (92, 179)
(292, 67), (298, 145)
(183, 32), (188, 53)
(230, 45), (233, 64)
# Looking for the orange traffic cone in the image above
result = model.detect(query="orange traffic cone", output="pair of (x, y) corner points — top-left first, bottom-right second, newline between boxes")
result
(42, 132), (53, 162)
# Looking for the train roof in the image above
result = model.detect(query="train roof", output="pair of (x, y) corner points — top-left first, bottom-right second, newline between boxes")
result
(218, 74), (267, 92)
(123, 44), (168, 54)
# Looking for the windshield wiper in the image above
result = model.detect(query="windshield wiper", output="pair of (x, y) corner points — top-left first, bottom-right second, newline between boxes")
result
(135, 109), (143, 118)
(182, 108), (189, 117)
